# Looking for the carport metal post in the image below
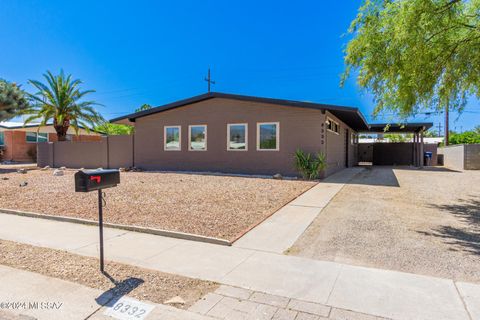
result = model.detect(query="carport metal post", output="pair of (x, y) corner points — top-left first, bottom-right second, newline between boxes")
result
(420, 129), (424, 168)
(412, 133), (416, 166)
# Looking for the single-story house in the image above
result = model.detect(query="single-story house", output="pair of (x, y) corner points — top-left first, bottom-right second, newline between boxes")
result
(0, 122), (101, 162)
(110, 92), (371, 177)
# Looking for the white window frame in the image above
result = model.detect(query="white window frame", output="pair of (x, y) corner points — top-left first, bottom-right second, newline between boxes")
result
(227, 123), (248, 151)
(326, 118), (339, 134)
(188, 124), (207, 151)
(164, 125), (182, 151)
(26, 132), (49, 143)
(256, 122), (280, 151)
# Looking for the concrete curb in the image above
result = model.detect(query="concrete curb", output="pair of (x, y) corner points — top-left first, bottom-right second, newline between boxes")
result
(0, 208), (231, 246)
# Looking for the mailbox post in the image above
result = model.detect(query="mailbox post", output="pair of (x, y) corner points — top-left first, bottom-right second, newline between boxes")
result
(74, 169), (120, 272)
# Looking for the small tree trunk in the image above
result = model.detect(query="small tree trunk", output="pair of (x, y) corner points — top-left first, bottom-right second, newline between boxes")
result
(55, 125), (69, 141)
(54, 118), (70, 141)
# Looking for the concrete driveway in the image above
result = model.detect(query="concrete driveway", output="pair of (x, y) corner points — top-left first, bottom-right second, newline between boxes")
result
(289, 166), (480, 283)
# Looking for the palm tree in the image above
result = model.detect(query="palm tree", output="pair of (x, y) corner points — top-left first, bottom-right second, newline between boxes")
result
(23, 70), (104, 141)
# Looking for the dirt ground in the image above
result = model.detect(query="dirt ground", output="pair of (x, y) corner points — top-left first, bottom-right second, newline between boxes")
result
(289, 166), (480, 283)
(0, 239), (217, 308)
(0, 168), (314, 241)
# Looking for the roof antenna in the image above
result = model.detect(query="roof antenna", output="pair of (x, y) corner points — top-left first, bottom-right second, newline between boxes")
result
(204, 67), (215, 93)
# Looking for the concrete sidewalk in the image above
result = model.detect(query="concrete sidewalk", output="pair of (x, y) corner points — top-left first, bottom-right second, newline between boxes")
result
(0, 265), (211, 320)
(0, 213), (478, 320)
(233, 168), (363, 253)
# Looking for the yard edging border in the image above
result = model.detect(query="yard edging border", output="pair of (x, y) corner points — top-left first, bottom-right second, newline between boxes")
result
(0, 208), (231, 246)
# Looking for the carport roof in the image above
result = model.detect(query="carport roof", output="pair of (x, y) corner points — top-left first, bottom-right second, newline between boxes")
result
(110, 92), (370, 131)
(367, 123), (433, 133)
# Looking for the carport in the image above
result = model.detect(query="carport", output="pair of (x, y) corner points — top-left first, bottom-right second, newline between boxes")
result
(358, 123), (434, 167)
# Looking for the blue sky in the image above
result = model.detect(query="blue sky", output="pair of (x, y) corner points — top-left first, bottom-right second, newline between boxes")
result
(1, 0), (478, 132)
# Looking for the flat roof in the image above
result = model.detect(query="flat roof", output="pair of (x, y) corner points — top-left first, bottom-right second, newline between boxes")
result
(0, 121), (42, 129)
(367, 123), (433, 133)
(0, 121), (100, 133)
(110, 92), (371, 131)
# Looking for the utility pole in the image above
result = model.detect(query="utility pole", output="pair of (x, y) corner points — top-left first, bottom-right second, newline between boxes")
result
(445, 101), (449, 146)
(204, 68), (215, 93)
(436, 122), (443, 137)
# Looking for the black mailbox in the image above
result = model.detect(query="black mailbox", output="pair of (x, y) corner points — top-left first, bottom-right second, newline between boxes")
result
(75, 169), (120, 192)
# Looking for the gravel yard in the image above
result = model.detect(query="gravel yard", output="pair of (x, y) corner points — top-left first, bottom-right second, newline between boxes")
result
(289, 166), (480, 283)
(0, 168), (314, 241)
(0, 239), (217, 308)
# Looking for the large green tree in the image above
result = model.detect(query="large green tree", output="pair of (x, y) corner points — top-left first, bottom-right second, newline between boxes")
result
(135, 103), (152, 112)
(343, 0), (480, 118)
(96, 122), (134, 135)
(23, 70), (104, 141)
(0, 79), (29, 121)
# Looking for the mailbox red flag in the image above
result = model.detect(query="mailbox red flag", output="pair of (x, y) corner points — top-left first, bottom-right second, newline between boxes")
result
(90, 176), (101, 184)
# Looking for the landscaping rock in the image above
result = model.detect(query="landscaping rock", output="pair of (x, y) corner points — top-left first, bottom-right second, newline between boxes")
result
(119, 167), (126, 172)
(19, 182), (28, 187)
(164, 296), (186, 305)
(53, 169), (64, 176)
(41, 166), (50, 170)
(59, 166), (67, 170)
(1, 177), (9, 181)
(273, 173), (283, 180)
(17, 169), (27, 174)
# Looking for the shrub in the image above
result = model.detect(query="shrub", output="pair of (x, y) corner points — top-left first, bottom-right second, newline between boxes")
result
(294, 149), (327, 180)
(27, 147), (37, 161)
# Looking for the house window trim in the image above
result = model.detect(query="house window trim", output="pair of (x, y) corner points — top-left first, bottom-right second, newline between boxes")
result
(227, 123), (248, 151)
(326, 117), (340, 135)
(26, 132), (49, 143)
(164, 125), (182, 151)
(256, 122), (280, 151)
(188, 124), (207, 151)
(0, 132), (4, 146)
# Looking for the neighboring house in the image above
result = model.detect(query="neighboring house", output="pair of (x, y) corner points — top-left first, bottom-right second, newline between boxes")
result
(0, 122), (101, 162)
(359, 136), (444, 144)
(111, 92), (370, 177)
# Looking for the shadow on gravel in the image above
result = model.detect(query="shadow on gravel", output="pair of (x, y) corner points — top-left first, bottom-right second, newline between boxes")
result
(418, 198), (480, 255)
(95, 272), (144, 307)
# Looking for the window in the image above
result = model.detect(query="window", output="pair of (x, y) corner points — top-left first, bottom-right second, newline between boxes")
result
(26, 132), (48, 143)
(257, 122), (279, 151)
(326, 118), (339, 134)
(227, 123), (247, 151)
(189, 125), (207, 151)
(0, 132), (4, 146)
(37, 133), (48, 142)
(164, 126), (181, 151)
(351, 133), (357, 145)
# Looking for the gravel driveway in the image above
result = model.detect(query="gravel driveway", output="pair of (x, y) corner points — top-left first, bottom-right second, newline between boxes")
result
(0, 169), (314, 241)
(289, 166), (480, 283)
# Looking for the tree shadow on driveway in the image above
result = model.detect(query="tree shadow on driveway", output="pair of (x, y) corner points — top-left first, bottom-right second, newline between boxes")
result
(418, 198), (480, 255)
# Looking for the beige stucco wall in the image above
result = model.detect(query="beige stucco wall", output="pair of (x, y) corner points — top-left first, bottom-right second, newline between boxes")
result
(438, 145), (465, 170)
(38, 135), (133, 169)
(108, 135), (134, 168)
(133, 98), (328, 176)
(438, 144), (480, 170)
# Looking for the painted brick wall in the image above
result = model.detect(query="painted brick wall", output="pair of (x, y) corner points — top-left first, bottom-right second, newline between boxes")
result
(2, 131), (102, 162)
